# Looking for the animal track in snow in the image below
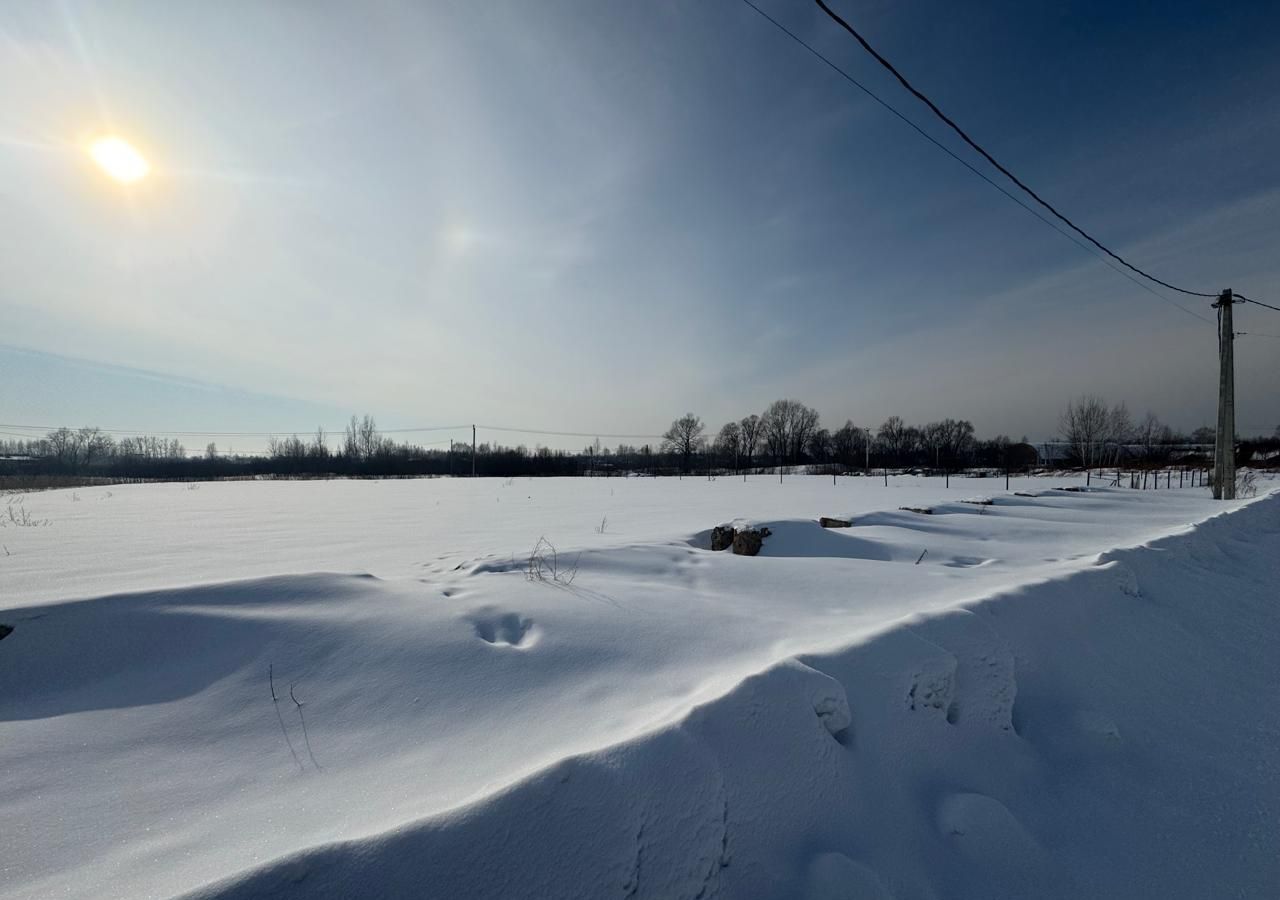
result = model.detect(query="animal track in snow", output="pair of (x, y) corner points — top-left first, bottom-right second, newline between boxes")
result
(804, 852), (896, 900)
(904, 616), (1018, 733)
(936, 792), (1038, 856)
(943, 556), (995, 569)
(1074, 708), (1122, 742)
(469, 610), (537, 648)
(906, 656), (956, 716)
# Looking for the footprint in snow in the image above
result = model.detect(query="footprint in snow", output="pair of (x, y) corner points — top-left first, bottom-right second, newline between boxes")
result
(936, 792), (1039, 856)
(943, 556), (995, 569)
(804, 852), (896, 900)
(1074, 708), (1122, 742)
(469, 610), (537, 648)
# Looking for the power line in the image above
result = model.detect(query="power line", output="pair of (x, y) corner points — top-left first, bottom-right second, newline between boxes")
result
(0, 421), (666, 442)
(477, 425), (664, 440)
(1236, 293), (1280, 313)
(0, 422), (470, 438)
(812, 0), (1223, 300)
(375, 426), (471, 434)
(737, 0), (1212, 324)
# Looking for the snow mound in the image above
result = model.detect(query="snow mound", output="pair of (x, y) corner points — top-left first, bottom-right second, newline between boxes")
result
(192, 494), (1280, 899)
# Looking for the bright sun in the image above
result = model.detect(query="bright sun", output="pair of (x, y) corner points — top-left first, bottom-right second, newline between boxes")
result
(88, 135), (151, 183)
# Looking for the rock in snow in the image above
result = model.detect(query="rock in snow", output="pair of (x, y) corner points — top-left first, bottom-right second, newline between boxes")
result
(731, 526), (771, 556)
(710, 524), (736, 551)
(711, 522), (772, 555)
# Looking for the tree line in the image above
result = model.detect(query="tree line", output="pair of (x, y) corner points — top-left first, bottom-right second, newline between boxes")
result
(1057, 395), (1280, 469)
(0, 428), (188, 470)
(4, 401), (1275, 483)
(0, 417), (582, 479)
(661, 399), (1027, 474)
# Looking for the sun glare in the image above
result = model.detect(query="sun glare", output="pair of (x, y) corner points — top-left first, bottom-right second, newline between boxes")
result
(88, 135), (151, 183)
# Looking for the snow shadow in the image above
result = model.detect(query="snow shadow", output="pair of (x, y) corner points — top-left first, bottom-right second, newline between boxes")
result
(0, 573), (372, 723)
(757, 520), (895, 562)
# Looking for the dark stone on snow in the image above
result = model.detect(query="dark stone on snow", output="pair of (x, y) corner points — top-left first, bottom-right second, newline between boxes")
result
(711, 525), (736, 552)
(732, 526), (771, 556)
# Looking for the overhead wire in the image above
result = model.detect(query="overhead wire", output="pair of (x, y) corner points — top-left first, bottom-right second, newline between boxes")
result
(0, 421), (666, 442)
(736, 0), (1213, 324)
(811, 0), (1221, 300)
(476, 425), (664, 440)
(1235, 293), (1280, 313)
(0, 422), (470, 438)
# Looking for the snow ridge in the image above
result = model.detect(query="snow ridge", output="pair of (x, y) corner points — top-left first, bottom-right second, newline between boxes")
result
(185, 493), (1280, 900)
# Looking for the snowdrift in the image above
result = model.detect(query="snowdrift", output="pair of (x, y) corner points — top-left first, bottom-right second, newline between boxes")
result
(188, 494), (1280, 899)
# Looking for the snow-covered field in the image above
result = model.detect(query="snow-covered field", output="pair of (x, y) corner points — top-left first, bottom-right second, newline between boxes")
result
(2, 474), (1277, 899)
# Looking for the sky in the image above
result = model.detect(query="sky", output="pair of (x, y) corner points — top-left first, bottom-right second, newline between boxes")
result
(2, 0), (1279, 453)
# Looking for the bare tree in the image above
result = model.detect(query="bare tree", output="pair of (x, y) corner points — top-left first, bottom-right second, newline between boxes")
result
(78, 428), (114, 468)
(46, 428), (79, 468)
(739, 414), (762, 468)
(358, 415), (379, 460)
(832, 421), (860, 468)
(340, 414), (383, 461)
(921, 422), (947, 468)
(1060, 395), (1110, 469)
(715, 421), (742, 469)
(761, 401), (792, 466)
(1136, 412), (1162, 464)
(206, 442), (218, 460)
(877, 416), (910, 464)
(663, 413), (704, 473)
(344, 416), (361, 459)
(1105, 403), (1133, 466)
(807, 427), (833, 463)
(310, 427), (329, 460)
(792, 404), (820, 462)
(268, 435), (308, 462)
(940, 419), (974, 469)
(761, 399), (820, 467)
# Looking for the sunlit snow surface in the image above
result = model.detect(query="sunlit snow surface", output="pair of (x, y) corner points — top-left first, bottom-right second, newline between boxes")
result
(2, 475), (1277, 899)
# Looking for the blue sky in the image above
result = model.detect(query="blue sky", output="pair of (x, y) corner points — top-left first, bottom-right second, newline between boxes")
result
(2, 0), (1278, 451)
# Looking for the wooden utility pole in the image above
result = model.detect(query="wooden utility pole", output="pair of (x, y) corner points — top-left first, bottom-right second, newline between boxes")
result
(472, 425), (477, 478)
(1213, 289), (1236, 499)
